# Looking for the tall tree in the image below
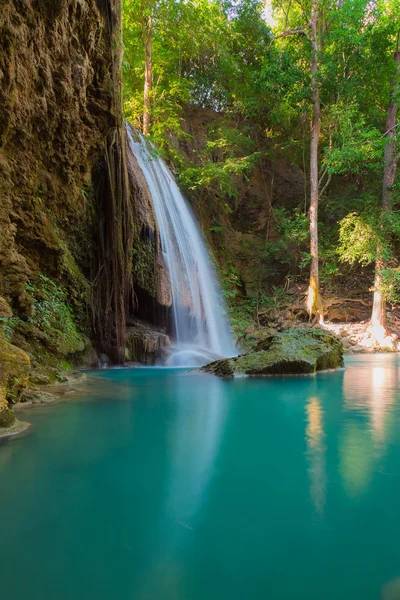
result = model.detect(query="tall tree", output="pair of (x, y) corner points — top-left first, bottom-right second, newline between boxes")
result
(307, 0), (322, 318)
(123, 0), (157, 134)
(370, 29), (400, 334)
(142, 8), (153, 135)
(274, 0), (323, 318)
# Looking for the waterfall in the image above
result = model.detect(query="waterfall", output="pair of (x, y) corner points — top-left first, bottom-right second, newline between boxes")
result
(127, 126), (236, 366)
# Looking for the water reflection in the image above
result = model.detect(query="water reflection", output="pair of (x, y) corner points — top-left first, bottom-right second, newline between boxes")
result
(339, 421), (374, 498)
(343, 358), (396, 444)
(164, 374), (229, 519)
(136, 372), (229, 600)
(340, 356), (398, 498)
(306, 396), (326, 516)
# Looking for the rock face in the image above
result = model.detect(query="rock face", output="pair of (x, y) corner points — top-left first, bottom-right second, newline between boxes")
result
(126, 319), (171, 365)
(0, 0), (123, 366)
(202, 328), (344, 377)
(0, 334), (30, 427)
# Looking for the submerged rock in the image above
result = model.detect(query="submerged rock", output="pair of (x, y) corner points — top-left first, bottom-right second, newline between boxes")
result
(381, 578), (400, 600)
(202, 328), (344, 377)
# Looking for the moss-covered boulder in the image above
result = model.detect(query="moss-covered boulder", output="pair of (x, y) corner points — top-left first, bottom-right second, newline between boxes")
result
(0, 405), (15, 428)
(202, 328), (344, 377)
(0, 334), (31, 427)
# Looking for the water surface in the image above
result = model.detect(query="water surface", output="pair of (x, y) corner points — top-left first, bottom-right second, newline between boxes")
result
(1, 355), (400, 599)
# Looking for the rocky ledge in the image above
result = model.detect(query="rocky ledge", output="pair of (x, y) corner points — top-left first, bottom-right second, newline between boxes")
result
(125, 318), (171, 365)
(201, 328), (344, 378)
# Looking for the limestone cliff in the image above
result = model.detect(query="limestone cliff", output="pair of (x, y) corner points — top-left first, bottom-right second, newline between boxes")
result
(0, 0), (127, 371)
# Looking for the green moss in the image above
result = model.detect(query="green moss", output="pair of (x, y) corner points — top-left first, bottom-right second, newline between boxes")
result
(59, 242), (89, 304)
(0, 406), (15, 427)
(8, 274), (85, 356)
(132, 239), (157, 296)
(0, 334), (31, 400)
(203, 328), (344, 377)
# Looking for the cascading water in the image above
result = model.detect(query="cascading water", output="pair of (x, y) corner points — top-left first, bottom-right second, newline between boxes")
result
(127, 126), (237, 366)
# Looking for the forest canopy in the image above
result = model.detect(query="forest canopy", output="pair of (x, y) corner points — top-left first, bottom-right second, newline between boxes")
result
(122, 0), (400, 335)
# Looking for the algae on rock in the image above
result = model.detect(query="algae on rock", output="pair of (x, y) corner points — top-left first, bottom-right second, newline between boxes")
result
(202, 328), (344, 377)
(0, 331), (30, 427)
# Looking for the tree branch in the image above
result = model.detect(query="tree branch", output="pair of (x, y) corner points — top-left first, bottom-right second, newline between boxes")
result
(275, 27), (310, 40)
(320, 173), (332, 197)
(318, 165), (328, 187)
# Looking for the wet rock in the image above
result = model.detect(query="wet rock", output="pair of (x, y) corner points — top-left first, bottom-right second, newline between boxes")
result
(202, 328), (344, 378)
(351, 344), (365, 353)
(98, 354), (111, 368)
(61, 371), (87, 385)
(76, 339), (100, 368)
(0, 334), (30, 427)
(30, 373), (51, 385)
(21, 388), (58, 404)
(0, 419), (30, 439)
(126, 319), (171, 365)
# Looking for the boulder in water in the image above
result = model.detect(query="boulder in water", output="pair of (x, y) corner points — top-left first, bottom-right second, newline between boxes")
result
(201, 328), (344, 377)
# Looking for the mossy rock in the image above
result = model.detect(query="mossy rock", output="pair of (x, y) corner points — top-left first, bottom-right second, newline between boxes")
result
(21, 388), (58, 404)
(202, 328), (344, 378)
(0, 296), (12, 320)
(0, 405), (15, 427)
(0, 334), (30, 427)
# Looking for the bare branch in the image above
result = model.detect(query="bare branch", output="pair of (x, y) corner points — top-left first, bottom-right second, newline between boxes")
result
(318, 165), (328, 187)
(320, 173), (332, 197)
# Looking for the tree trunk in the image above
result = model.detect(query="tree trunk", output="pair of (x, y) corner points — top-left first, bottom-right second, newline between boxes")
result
(307, 2), (322, 319)
(371, 32), (400, 333)
(143, 15), (152, 136)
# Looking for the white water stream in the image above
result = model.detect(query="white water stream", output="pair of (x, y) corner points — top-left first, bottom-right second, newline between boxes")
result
(127, 127), (236, 366)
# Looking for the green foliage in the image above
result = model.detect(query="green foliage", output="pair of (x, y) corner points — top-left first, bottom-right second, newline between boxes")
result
(321, 102), (384, 176)
(220, 262), (242, 303)
(122, 0), (400, 322)
(258, 208), (310, 277)
(337, 209), (400, 268)
(7, 275), (85, 356)
(380, 268), (400, 305)
(338, 212), (381, 266)
(123, 0), (280, 139)
(227, 299), (254, 339)
(175, 121), (259, 197)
